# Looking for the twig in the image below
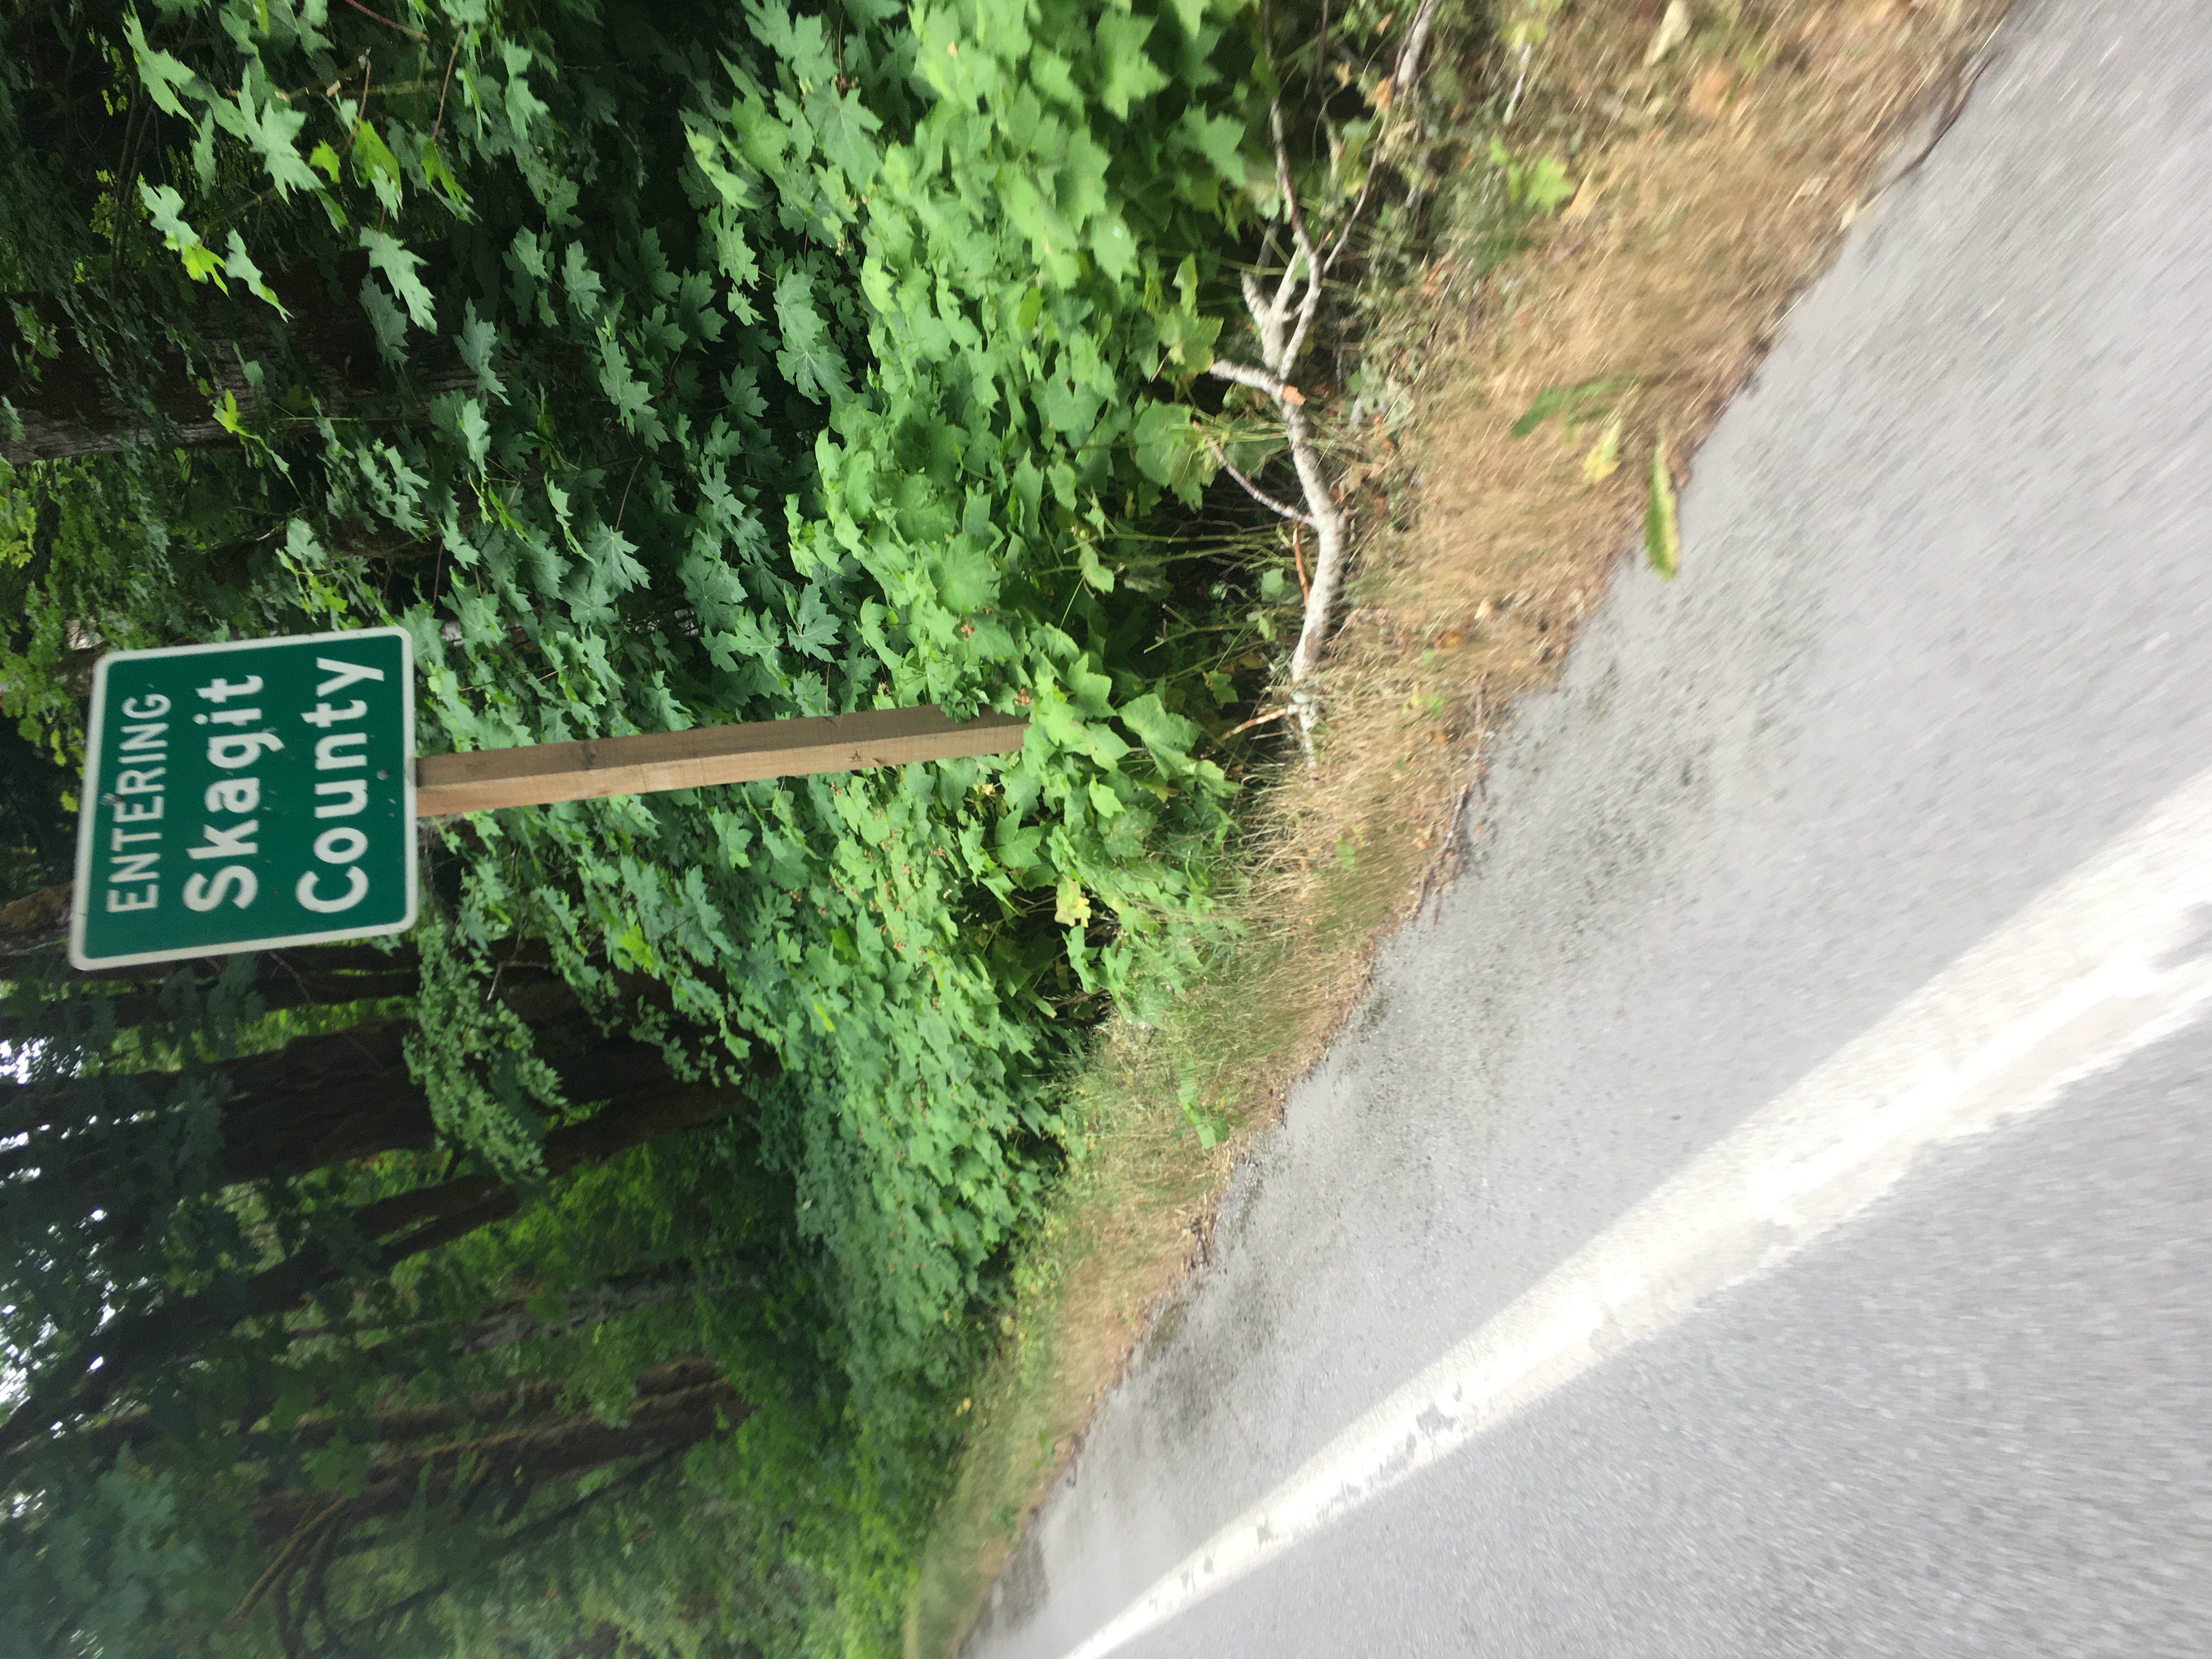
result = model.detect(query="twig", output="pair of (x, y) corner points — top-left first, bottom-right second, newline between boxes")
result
(1502, 41), (1533, 124)
(1322, 0), (1447, 274)
(228, 1496), (348, 1627)
(1271, 105), (1325, 374)
(1224, 707), (1290, 737)
(1267, 103), (1312, 329)
(612, 453), (645, 532)
(1206, 441), (1313, 527)
(349, 55), (374, 153)
(1215, 0), (1458, 762)
(1393, 0), (1447, 97)
(428, 30), (462, 144)
(1419, 781), (1475, 924)
(337, 0), (428, 41)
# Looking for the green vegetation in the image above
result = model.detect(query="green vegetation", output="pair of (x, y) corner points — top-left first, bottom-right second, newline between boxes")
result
(0, 0), (1533, 1650)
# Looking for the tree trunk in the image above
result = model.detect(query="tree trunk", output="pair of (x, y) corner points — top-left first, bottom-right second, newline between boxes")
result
(10, 1267), (744, 1479)
(0, 947), (425, 1045)
(2, 999), (663, 1192)
(0, 1080), (749, 1457)
(252, 1361), (750, 1542)
(1, 273), (474, 467)
(3, 885), (416, 994)
(0, 882), (70, 966)
(0, 315), (233, 464)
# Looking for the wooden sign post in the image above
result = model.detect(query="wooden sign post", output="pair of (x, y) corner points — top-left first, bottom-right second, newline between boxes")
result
(414, 704), (1029, 815)
(70, 627), (1029, 969)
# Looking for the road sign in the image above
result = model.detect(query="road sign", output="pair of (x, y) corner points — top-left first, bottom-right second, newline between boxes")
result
(64, 624), (1028, 972)
(70, 628), (416, 969)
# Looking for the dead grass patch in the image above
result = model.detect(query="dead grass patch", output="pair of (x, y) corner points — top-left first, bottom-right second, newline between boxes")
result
(907, 2), (2013, 1652)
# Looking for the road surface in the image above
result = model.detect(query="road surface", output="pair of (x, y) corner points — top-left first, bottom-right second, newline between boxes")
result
(964, 2), (2212, 1655)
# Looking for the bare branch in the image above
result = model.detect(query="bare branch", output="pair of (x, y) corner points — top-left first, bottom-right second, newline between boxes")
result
(1322, 0), (1448, 275)
(1241, 271), (1288, 368)
(1394, 0), (1447, 97)
(1206, 441), (1314, 527)
(1266, 106), (1328, 374)
(1281, 399), (1348, 698)
(1280, 247), (1325, 380)
(1267, 101), (1313, 307)
(1224, 707), (1291, 737)
(1207, 358), (1292, 400)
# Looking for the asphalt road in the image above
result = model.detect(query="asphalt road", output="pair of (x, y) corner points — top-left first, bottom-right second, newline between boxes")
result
(962, 2), (2212, 1656)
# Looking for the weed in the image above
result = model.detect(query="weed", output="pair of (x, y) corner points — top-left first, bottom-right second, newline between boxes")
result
(1176, 1077), (1237, 1150)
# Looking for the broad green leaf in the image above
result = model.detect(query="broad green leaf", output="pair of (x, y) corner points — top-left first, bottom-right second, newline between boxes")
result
(597, 335), (656, 431)
(1522, 155), (1576, 215)
(137, 180), (198, 247)
(1510, 375), (1634, 438)
(244, 87), (317, 198)
(772, 270), (850, 402)
(137, 182), (225, 290)
(1582, 413), (1624, 481)
(1150, 309), (1218, 373)
(788, 584), (841, 659)
(562, 241), (605, 320)
(358, 276), (409, 363)
(350, 121), (405, 214)
(1131, 399), (1198, 488)
(222, 232), (287, 316)
(809, 84), (883, 190)
(1030, 46), (1081, 108)
(1118, 692), (1199, 769)
(1090, 212), (1137, 280)
(124, 16), (200, 116)
(1093, 15), (1171, 119)
(1165, 0), (1208, 39)
(1053, 878), (1091, 927)
(420, 139), (470, 210)
(1644, 441), (1680, 579)
(1173, 107), (1246, 182)
(358, 229), (437, 329)
(931, 543), (998, 612)
(456, 303), (503, 399)
(433, 393), (492, 470)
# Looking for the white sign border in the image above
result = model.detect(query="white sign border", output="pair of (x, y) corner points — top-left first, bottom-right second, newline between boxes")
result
(68, 626), (418, 970)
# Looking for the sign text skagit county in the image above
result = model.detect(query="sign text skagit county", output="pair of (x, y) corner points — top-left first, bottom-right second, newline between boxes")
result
(70, 629), (416, 969)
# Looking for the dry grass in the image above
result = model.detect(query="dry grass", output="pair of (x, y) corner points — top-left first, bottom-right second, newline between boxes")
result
(906, 2), (2013, 1652)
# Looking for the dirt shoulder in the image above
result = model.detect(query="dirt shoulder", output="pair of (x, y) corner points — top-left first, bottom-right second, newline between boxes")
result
(906, 3), (2015, 1653)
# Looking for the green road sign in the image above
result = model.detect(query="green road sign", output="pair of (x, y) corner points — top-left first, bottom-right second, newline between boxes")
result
(70, 628), (416, 969)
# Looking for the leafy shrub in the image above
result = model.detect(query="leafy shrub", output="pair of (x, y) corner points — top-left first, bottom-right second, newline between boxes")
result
(2, 0), (1280, 1393)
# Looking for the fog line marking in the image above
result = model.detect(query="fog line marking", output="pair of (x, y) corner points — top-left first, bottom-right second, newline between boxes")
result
(1059, 766), (2212, 1659)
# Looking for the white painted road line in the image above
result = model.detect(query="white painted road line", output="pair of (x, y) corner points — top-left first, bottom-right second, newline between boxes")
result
(1060, 764), (2212, 1659)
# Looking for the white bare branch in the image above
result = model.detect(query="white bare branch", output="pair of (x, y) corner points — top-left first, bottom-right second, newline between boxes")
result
(1280, 399), (1346, 695)
(1207, 358), (1292, 400)
(1206, 441), (1314, 528)
(1240, 272), (1288, 370)
(1221, 5), (1455, 757)
(1269, 103), (1326, 374)
(1393, 0), (1447, 99)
